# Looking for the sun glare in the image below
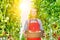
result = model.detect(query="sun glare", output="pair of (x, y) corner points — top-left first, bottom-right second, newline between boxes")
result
(19, 0), (32, 40)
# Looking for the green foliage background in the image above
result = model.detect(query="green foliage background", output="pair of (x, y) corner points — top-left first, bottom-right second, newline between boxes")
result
(34, 0), (60, 40)
(0, 0), (20, 40)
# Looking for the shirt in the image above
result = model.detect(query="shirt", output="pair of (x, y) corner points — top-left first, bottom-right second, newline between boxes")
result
(24, 19), (44, 31)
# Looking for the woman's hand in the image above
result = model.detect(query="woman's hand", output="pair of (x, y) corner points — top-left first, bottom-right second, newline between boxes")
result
(24, 31), (28, 37)
(40, 30), (45, 37)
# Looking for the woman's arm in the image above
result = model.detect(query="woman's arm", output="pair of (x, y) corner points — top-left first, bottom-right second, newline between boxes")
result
(24, 20), (28, 37)
(37, 19), (44, 37)
(24, 20), (28, 32)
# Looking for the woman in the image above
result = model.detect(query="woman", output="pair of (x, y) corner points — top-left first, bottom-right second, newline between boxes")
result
(24, 8), (44, 40)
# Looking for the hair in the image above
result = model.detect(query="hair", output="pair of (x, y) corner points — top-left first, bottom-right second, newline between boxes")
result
(28, 7), (38, 19)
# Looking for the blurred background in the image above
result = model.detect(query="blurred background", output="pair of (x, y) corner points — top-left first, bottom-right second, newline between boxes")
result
(0, 0), (60, 40)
